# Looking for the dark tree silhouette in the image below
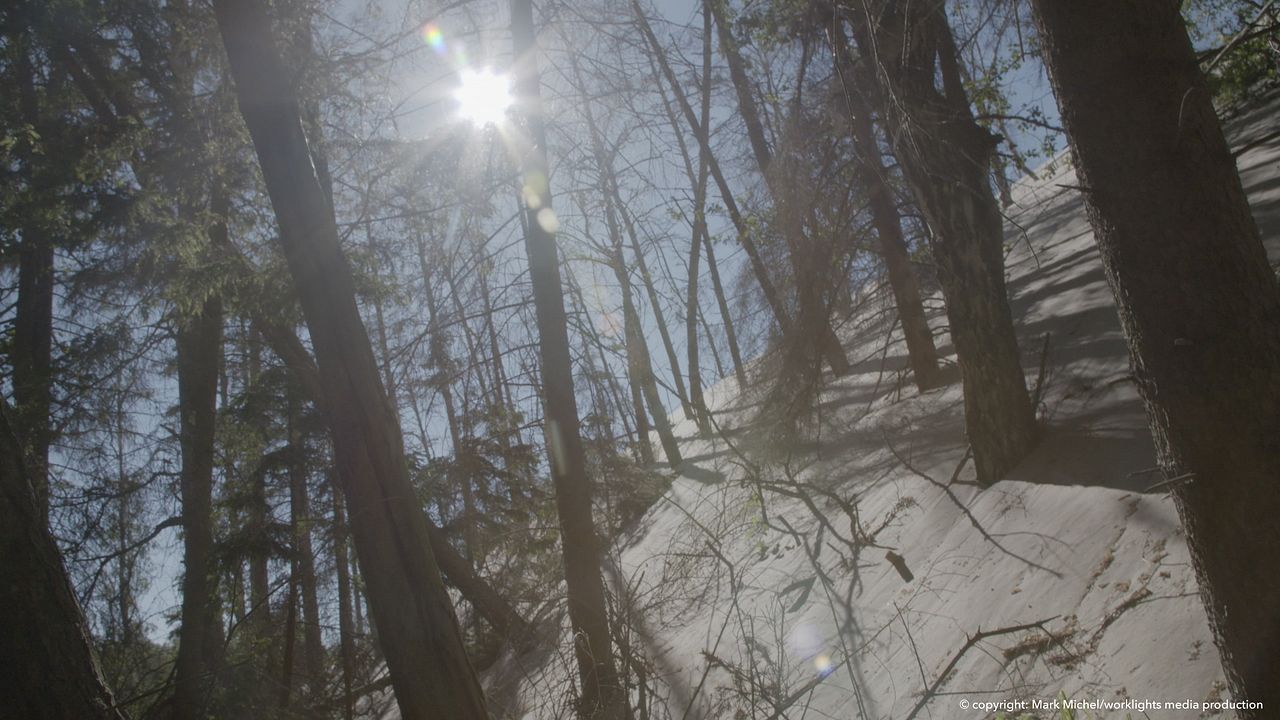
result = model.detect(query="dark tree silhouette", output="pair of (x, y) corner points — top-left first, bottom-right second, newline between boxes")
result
(211, 0), (488, 715)
(1032, 1), (1280, 715)
(511, 0), (626, 715)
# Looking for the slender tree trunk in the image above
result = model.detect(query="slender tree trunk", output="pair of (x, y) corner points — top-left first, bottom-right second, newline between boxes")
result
(332, 487), (357, 720)
(571, 56), (683, 466)
(173, 295), (223, 720)
(650, 48), (747, 388)
(278, 569), (299, 711)
(653, 59), (749, 387)
(619, 207), (692, 421)
(565, 262), (641, 455)
(635, 2), (793, 337)
(419, 244), (480, 565)
(0, 400), (129, 720)
(510, 0), (625, 716)
(708, 0), (851, 377)
(701, 232), (746, 386)
(846, 2), (1037, 483)
(827, 18), (942, 391)
(1031, 2), (1280, 714)
(212, 1), (489, 715)
(287, 391), (325, 698)
(684, 0), (715, 432)
(13, 234), (54, 521)
(246, 345), (272, 634)
(617, 249), (683, 465)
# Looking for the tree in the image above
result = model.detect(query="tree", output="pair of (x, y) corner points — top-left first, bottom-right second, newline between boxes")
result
(210, 0), (488, 716)
(709, 0), (852, 378)
(1030, 1), (1280, 715)
(633, 0), (793, 342)
(844, 0), (1038, 483)
(172, 295), (224, 720)
(1, 399), (128, 720)
(510, 0), (626, 715)
(823, 11), (943, 392)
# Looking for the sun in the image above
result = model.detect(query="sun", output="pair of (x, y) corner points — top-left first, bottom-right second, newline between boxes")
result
(455, 68), (514, 126)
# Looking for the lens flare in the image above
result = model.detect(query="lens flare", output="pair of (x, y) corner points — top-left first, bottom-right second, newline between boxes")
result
(421, 23), (446, 55)
(455, 68), (514, 126)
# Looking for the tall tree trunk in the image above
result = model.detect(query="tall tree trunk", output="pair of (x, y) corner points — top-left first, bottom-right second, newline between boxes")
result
(510, 0), (626, 716)
(278, 568), (299, 711)
(827, 17), (942, 391)
(12, 39), (55, 523)
(0, 400), (128, 720)
(650, 47), (747, 387)
(1031, 2), (1280, 714)
(13, 235), (54, 521)
(635, 2), (793, 337)
(211, 1), (489, 716)
(616, 248), (683, 465)
(332, 487), (357, 720)
(173, 295), (223, 720)
(845, 2), (1037, 483)
(619, 204), (693, 422)
(708, 0), (851, 377)
(287, 391), (325, 698)
(684, 0), (715, 432)
(570, 55), (684, 466)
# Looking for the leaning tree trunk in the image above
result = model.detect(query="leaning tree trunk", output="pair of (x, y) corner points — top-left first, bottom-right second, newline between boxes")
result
(570, 54), (684, 466)
(1031, 2), (1280, 715)
(173, 295), (223, 720)
(709, 0), (851, 377)
(635, 1), (793, 338)
(684, 0), (718, 432)
(0, 400), (128, 720)
(211, 1), (488, 716)
(826, 17), (942, 391)
(847, 2), (1037, 483)
(510, 0), (626, 716)
(248, 310), (532, 642)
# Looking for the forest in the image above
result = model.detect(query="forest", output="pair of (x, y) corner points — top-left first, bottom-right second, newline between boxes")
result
(2, 0), (1279, 718)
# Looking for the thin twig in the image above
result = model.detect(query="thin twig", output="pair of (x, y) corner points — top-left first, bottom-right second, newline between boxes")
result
(904, 617), (1060, 720)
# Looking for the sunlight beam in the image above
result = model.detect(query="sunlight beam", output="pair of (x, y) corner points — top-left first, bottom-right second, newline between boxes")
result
(455, 68), (514, 126)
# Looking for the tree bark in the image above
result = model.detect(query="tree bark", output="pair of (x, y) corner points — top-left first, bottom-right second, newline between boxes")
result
(173, 295), (223, 720)
(12, 234), (54, 521)
(510, 0), (626, 716)
(1031, 2), (1280, 714)
(211, 0), (489, 715)
(0, 400), (128, 720)
(11, 37), (56, 523)
(846, 1), (1037, 483)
